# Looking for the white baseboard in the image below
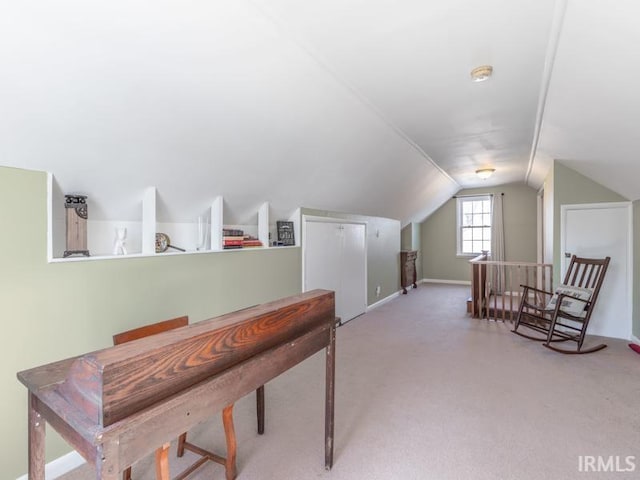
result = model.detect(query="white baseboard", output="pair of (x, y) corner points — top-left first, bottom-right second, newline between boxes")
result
(17, 450), (85, 480)
(420, 278), (471, 286)
(366, 291), (400, 312)
(631, 334), (640, 345)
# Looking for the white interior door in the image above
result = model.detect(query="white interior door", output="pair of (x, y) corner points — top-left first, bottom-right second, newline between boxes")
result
(561, 202), (631, 339)
(304, 220), (367, 324)
(337, 223), (367, 322)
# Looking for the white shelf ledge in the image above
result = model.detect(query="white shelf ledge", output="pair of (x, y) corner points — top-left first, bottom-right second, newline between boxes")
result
(48, 245), (299, 263)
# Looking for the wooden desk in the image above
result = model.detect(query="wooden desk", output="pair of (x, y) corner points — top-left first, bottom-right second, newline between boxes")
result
(18, 290), (336, 479)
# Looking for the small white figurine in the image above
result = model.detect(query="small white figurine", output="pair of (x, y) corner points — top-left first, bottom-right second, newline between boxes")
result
(113, 227), (127, 255)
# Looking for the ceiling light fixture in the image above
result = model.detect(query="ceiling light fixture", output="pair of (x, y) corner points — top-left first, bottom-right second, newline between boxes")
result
(470, 65), (493, 82)
(476, 168), (495, 180)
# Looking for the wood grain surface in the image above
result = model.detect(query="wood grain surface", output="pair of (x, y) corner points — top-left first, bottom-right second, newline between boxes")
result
(57, 289), (334, 427)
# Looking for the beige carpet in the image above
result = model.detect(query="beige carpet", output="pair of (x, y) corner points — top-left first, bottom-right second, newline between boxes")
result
(60, 284), (640, 479)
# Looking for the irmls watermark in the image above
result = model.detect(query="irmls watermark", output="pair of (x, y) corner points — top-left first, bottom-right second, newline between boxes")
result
(578, 455), (636, 473)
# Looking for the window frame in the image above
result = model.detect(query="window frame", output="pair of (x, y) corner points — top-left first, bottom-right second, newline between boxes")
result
(456, 194), (492, 257)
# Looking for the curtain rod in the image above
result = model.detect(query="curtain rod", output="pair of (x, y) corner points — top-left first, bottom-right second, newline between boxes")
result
(452, 192), (504, 199)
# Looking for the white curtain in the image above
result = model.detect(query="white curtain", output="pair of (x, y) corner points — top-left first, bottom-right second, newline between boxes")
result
(491, 193), (505, 293)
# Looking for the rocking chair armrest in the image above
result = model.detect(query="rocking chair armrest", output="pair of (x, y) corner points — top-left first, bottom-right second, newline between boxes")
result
(519, 284), (553, 297)
(519, 284), (552, 295)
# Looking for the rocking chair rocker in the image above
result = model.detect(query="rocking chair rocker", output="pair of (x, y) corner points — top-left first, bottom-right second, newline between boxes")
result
(512, 255), (610, 354)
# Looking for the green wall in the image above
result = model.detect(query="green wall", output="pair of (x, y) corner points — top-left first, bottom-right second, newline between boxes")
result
(420, 183), (538, 282)
(1, 166), (303, 478)
(301, 208), (401, 305)
(401, 224), (412, 250)
(412, 223), (422, 280)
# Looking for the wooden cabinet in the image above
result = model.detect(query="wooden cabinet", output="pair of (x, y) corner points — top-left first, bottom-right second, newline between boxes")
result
(400, 250), (418, 294)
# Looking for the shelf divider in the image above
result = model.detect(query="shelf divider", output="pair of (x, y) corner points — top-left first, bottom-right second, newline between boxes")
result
(142, 186), (157, 255)
(258, 202), (269, 247)
(211, 196), (223, 251)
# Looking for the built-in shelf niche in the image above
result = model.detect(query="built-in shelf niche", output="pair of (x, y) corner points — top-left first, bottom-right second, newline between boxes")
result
(221, 201), (270, 249)
(47, 173), (300, 262)
(147, 187), (213, 254)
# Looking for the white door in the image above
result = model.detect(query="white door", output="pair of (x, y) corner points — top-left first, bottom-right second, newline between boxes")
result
(561, 202), (631, 339)
(304, 220), (367, 324)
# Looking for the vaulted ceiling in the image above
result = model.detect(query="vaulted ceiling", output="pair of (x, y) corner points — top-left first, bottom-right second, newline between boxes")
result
(1, 0), (638, 225)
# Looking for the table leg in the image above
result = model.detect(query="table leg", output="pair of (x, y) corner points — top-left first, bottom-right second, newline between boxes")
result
(222, 404), (237, 480)
(256, 385), (265, 435)
(97, 440), (120, 480)
(28, 393), (45, 480)
(177, 432), (187, 457)
(325, 323), (336, 470)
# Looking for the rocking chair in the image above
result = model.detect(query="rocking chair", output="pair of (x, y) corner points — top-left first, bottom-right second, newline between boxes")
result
(512, 255), (610, 354)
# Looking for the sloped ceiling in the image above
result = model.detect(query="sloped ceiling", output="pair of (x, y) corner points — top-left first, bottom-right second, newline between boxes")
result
(535, 0), (640, 199)
(0, 1), (636, 226)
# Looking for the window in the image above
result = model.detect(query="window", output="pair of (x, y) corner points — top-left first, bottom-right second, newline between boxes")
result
(456, 195), (492, 255)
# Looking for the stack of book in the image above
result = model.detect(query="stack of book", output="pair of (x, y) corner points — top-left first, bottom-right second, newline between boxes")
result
(242, 237), (263, 248)
(223, 229), (244, 249)
(222, 229), (263, 249)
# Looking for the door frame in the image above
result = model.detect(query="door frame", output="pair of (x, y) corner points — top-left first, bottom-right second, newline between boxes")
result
(560, 201), (633, 339)
(536, 186), (544, 265)
(301, 215), (368, 315)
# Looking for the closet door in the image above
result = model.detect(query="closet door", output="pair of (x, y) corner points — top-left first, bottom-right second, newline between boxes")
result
(338, 223), (367, 322)
(304, 221), (342, 302)
(561, 202), (631, 339)
(304, 220), (366, 324)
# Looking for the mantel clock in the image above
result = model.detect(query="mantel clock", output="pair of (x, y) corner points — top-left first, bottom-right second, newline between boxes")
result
(63, 194), (90, 257)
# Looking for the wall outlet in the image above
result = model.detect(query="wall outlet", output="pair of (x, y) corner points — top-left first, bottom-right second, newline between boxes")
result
(375, 285), (381, 298)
